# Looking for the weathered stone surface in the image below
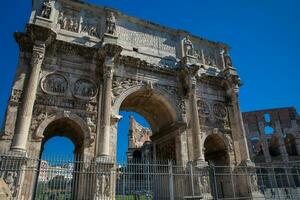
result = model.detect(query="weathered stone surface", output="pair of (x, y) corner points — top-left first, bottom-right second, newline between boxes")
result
(0, 179), (12, 200)
(0, 0), (259, 199)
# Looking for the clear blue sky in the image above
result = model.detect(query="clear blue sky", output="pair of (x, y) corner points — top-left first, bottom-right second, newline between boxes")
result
(0, 0), (299, 161)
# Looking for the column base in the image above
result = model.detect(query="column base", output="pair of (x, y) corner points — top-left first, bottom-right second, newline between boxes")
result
(93, 156), (116, 200)
(194, 159), (208, 168)
(9, 148), (27, 157)
(95, 155), (114, 164)
(240, 159), (255, 167)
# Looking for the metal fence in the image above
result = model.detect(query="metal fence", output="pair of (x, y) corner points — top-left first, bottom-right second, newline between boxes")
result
(1, 153), (300, 199)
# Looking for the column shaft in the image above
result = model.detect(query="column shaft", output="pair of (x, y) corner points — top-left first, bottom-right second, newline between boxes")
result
(11, 43), (45, 151)
(189, 77), (204, 162)
(98, 62), (114, 157)
(231, 90), (251, 163)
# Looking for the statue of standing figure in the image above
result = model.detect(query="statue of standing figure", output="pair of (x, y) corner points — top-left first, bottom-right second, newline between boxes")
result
(183, 36), (194, 56)
(106, 11), (116, 35)
(41, 0), (52, 19)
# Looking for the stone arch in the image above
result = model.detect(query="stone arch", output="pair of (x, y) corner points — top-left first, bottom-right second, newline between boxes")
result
(203, 133), (230, 166)
(113, 85), (179, 132)
(269, 136), (280, 157)
(34, 111), (93, 151)
(285, 133), (297, 156)
(112, 84), (183, 163)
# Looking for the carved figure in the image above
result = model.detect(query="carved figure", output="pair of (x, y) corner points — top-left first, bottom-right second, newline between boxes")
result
(87, 117), (96, 133)
(96, 174), (110, 197)
(197, 100), (210, 116)
(41, 0), (51, 19)
(213, 103), (227, 119)
(224, 54), (233, 68)
(183, 36), (194, 56)
(204, 54), (216, 66)
(42, 74), (67, 94)
(106, 11), (116, 34)
(4, 171), (17, 195)
(74, 79), (97, 98)
(250, 175), (259, 191)
(10, 89), (22, 102)
(58, 11), (79, 32)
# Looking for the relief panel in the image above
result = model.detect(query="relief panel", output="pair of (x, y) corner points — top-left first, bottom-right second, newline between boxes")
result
(73, 79), (97, 99)
(41, 73), (68, 95)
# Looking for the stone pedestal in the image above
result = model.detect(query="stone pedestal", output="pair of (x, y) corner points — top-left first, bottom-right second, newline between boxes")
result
(93, 158), (115, 200)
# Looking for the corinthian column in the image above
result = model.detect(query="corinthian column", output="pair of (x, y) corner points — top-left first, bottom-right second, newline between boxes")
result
(97, 43), (122, 159)
(230, 85), (252, 164)
(11, 42), (45, 152)
(188, 76), (205, 163)
(98, 58), (114, 157)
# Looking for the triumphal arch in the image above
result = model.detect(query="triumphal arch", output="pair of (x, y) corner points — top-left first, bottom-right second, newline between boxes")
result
(0, 0), (256, 199)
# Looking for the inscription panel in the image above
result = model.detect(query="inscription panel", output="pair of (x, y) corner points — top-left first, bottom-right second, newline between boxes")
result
(116, 19), (178, 57)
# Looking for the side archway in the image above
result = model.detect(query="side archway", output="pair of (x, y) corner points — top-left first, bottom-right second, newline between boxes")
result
(285, 134), (297, 156)
(34, 111), (93, 154)
(203, 133), (230, 166)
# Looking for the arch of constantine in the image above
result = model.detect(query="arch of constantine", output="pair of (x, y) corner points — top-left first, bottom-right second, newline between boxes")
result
(0, 0), (277, 199)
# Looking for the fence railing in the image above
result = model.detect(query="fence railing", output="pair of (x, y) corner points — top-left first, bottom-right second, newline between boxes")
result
(1, 153), (300, 199)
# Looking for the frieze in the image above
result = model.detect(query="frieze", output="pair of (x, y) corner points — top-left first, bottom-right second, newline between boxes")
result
(119, 56), (178, 74)
(73, 79), (98, 99)
(36, 94), (96, 112)
(58, 9), (80, 33)
(41, 73), (68, 95)
(58, 7), (103, 38)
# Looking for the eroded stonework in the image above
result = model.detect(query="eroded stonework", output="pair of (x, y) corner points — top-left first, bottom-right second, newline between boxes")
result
(0, 0), (255, 199)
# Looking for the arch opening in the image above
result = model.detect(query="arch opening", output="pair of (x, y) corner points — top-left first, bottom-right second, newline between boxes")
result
(269, 136), (280, 157)
(35, 117), (86, 199)
(285, 134), (298, 156)
(204, 134), (229, 166)
(116, 89), (178, 163)
(117, 111), (152, 163)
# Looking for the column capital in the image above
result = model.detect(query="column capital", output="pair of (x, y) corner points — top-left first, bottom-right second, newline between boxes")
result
(181, 64), (201, 96)
(31, 42), (46, 65)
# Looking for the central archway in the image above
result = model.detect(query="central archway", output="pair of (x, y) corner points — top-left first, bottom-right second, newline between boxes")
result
(113, 86), (181, 162)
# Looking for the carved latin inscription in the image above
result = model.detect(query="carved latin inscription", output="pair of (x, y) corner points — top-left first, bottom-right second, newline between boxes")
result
(117, 20), (177, 55)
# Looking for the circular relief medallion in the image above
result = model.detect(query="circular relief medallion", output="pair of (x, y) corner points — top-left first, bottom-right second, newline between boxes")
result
(73, 79), (97, 99)
(197, 100), (210, 116)
(213, 103), (227, 119)
(41, 73), (68, 95)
